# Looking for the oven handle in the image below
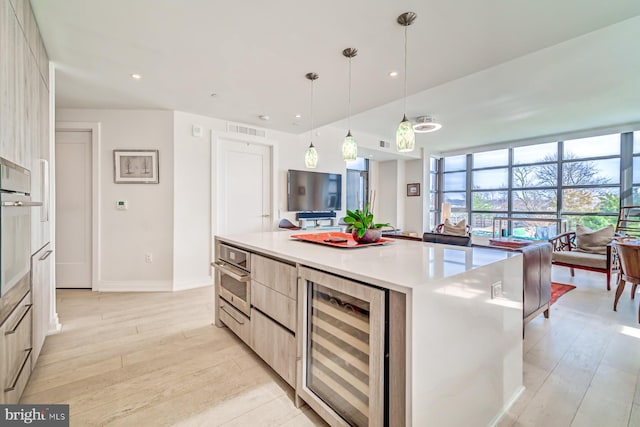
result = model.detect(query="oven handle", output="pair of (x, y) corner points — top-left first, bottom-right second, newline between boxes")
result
(211, 261), (250, 282)
(1, 201), (43, 207)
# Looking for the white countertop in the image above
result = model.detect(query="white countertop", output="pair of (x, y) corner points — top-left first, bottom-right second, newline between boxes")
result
(215, 231), (521, 293)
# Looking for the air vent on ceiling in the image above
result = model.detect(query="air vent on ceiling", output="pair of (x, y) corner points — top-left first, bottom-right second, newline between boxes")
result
(379, 140), (390, 149)
(227, 122), (267, 138)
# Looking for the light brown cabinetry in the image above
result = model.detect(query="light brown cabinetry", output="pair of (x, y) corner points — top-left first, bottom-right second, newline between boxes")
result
(218, 298), (250, 345)
(0, 291), (32, 404)
(31, 243), (52, 367)
(250, 308), (296, 387)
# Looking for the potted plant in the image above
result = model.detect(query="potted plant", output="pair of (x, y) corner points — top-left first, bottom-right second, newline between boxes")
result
(344, 204), (390, 244)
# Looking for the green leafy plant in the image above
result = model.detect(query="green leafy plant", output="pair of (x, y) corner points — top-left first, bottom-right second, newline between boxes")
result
(343, 205), (390, 238)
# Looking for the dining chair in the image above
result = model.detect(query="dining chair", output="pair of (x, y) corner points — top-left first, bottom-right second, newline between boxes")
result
(612, 241), (640, 323)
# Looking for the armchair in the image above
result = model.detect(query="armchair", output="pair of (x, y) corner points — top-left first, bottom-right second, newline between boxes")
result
(548, 231), (613, 290)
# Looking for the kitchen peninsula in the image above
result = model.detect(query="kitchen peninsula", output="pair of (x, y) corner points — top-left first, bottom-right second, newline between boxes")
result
(213, 231), (524, 427)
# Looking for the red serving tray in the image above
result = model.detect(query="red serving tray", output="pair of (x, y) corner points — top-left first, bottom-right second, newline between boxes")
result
(291, 232), (392, 248)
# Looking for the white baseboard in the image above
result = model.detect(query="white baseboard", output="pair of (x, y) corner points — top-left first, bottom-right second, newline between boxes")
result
(97, 280), (173, 292)
(47, 313), (62, 335)
(491, 385), (525, 427)
(173, 276), (213, 291)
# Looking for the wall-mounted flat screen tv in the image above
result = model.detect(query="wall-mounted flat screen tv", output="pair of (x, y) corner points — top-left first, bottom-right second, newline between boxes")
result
(287, 170), (342, 211)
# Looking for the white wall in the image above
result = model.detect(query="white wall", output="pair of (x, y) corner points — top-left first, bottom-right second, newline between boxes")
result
(56, 109), (175, 291)
(377, 161), (399, 228)
(404, 158), (425, 234)
(173, 111), (225, 290)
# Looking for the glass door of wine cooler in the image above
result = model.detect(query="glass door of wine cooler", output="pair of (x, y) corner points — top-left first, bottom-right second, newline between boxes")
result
(298, 267), (386, 427)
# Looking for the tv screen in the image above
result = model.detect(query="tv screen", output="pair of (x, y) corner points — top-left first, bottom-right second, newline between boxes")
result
(287, 170), (342, 211)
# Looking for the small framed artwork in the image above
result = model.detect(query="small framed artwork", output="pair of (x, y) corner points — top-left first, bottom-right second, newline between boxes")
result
(114, 150), (159, 184)
(407, 183), (420, 197)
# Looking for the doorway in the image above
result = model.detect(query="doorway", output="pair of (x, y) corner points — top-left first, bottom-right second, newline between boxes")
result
(55, 130), (92, 288)
(216, 138), (272, 234)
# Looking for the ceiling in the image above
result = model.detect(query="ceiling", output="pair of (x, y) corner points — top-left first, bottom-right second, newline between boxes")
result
(32, 0), (640, 153)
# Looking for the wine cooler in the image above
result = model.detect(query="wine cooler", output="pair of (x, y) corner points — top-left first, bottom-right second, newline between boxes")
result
(297, 267), (387, 427)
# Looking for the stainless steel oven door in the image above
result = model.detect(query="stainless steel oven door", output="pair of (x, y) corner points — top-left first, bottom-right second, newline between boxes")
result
(213, 261), (251, 317)
(1, 193), (34, 297)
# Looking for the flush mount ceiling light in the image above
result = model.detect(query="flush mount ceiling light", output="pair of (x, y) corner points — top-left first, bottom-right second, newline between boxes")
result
(341, 47), (358, 162)
(396, 11), (417, 153)
(305, 72), (319, 169)
(413, 116), (442, 133)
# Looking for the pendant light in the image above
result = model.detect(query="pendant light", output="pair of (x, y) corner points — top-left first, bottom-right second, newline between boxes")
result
(396, 12), (417, 152)
(305, 72), (319, 168)
(341, 48), (358, 161)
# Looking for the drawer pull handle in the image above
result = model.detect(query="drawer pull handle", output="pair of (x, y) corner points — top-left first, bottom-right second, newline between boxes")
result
(212, 262), (250, 282)
(220, 305), (244, 325)
(5, 304), (32, 335)
(39, 250), (53, 261)
(4, 348), (31, 392)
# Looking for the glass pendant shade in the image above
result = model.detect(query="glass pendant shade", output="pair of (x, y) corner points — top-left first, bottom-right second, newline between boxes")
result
(305, 143), (318, 168)
(342, 131), (357, 161)
(396, 115), (415, 152)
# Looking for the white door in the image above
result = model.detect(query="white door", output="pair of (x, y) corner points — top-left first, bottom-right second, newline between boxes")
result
(218, 139), (271, 234)
(55, 130), (92, 288)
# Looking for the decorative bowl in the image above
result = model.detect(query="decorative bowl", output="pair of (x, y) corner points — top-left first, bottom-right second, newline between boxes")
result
(352, 228), (382, 244)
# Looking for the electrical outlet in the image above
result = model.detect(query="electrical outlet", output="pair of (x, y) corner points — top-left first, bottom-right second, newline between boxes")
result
(491, 281), (503, 299)
(145, 253), (153, 263)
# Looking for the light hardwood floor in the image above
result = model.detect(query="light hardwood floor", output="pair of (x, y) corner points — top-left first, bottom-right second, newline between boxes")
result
(21, 267), (640, 426)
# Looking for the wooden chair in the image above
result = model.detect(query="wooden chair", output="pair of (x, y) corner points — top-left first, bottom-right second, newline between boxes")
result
(549, 231), (613, 290)
(612, 241), (640, 323)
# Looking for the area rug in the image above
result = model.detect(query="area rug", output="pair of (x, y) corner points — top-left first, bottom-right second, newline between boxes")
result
(550, 282), (576, 305)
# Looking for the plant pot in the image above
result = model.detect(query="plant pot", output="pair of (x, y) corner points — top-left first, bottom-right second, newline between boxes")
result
(352, 228), (382, 244)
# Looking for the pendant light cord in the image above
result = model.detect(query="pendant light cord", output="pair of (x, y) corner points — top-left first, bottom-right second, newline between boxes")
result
(403, 25), (408, 116)
(348, 56), (352, 130)
(310, 78), (314, 144)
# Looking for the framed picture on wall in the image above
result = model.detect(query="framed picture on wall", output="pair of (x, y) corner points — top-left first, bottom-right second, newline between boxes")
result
(407, 183), (420, 196)
(113, 150), (159, 184)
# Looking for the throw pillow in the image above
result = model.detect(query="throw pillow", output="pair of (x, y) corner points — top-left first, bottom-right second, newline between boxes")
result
(442, 219), (467, 236)
(575, 224), (614, 254)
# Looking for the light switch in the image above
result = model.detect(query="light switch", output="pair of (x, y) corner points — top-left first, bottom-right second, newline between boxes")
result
(116, 200), (128, 210)
(192, 124), (203, 137)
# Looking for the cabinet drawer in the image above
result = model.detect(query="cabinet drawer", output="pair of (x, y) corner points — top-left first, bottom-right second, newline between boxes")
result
(251, 280), (296, 331)
(251, 308), (296, 387)
(2, 293), (32, 384)
(251, 254), (297, 299)
(218, 298), (250, 345)
(2, 350), (31, 405)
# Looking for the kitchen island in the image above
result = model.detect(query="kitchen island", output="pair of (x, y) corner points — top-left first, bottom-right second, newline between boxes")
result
(213, 231), (524, 427)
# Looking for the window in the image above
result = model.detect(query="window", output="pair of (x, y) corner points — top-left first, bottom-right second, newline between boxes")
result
(346, 158), (369, 211)
(437, 132), (637, 237)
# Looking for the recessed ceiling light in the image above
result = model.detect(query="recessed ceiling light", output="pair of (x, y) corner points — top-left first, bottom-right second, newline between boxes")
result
(210, 93), (218, 97)
(131, 73), (142, 80)
(295, 114), (302, 119)
(389, 71), (398, 77)
(258, 114), (270, 121)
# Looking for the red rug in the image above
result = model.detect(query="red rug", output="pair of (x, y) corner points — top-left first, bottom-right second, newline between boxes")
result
(550, 282), (576, 305)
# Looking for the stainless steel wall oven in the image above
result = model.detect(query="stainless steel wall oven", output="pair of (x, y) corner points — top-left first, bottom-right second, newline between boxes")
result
(213, 242), (251, 317)
(1, 158), (38, 298)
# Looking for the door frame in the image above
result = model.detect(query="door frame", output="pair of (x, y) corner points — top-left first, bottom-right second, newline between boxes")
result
(54, 122), (101, 290)
(211, 131), (278, 236)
